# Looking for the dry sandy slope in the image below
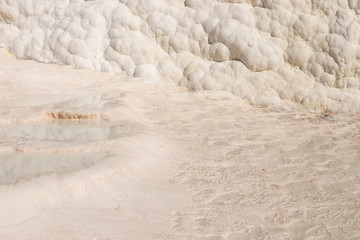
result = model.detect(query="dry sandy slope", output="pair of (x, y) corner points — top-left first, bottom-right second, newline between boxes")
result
(0, 49), (360, 239)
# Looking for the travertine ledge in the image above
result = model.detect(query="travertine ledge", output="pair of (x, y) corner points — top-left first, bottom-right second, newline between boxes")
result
(1, 0), (360, 112)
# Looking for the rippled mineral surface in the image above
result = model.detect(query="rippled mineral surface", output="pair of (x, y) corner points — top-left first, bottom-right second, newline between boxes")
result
(0, 1), (360, 239)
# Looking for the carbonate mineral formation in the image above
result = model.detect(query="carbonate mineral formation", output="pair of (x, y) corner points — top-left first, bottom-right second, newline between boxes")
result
(1, 0), (360, 112)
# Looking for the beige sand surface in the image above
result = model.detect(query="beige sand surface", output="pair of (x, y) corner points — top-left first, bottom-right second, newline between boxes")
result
(0, 49), (360, 239)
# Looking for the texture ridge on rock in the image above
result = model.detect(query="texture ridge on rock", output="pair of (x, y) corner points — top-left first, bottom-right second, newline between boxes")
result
(0, 0), (359, 112)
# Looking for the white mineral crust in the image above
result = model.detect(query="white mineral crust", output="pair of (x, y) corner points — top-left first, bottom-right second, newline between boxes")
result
(1, 1), (360, 240)
(1, 0), (360, 112)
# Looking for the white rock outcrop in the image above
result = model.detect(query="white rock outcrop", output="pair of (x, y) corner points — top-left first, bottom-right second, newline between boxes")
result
(0, 0), (359, 112)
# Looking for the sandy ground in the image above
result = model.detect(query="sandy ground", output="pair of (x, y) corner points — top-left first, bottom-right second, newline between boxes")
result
(0, 48), (360, 239)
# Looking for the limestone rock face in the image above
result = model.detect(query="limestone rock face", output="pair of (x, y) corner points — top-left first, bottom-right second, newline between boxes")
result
(0, 0), (359, 112)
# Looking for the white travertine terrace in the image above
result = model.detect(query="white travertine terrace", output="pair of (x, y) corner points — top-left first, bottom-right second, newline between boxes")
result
(1, 48), (360, 239)
(1, 1), (360, 239)
(0, 0), (360, 112)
